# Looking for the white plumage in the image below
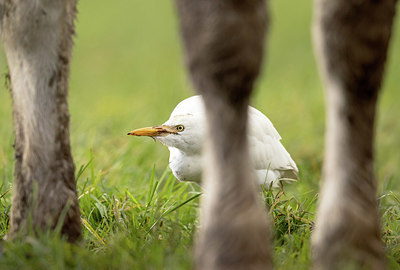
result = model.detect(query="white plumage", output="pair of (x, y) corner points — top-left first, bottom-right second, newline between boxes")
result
(128, 95), (298, 187)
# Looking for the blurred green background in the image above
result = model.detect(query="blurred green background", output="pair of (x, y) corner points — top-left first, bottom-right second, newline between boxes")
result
(1, 0), (399, 189)
(0, 0), (399, 267)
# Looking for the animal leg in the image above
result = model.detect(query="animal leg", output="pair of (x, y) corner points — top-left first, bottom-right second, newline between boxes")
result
(175, 0), (271, 269)
(0, 0), (81, 241)
(312, 0), (397, 268)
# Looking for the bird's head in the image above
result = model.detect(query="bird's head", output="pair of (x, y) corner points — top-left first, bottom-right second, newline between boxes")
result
(128, 96), (206, 154)
(128, 113), (205, 155)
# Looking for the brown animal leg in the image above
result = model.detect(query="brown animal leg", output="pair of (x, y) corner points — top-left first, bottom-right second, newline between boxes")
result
(175, 0), (271, 269)
(312, 0), (397, 268)
(0, 0), (81, 242)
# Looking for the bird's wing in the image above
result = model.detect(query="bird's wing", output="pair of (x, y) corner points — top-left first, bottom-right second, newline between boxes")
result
(247, 106), (298, 180)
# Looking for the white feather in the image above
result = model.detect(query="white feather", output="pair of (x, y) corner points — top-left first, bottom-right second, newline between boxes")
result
(156, 95), (298, 188)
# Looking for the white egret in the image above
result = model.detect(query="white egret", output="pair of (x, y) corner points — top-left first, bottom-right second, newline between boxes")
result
(128, 95), (298, 187)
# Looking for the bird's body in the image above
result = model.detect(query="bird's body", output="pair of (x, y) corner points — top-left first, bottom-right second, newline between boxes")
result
(129, 96), (298, 187)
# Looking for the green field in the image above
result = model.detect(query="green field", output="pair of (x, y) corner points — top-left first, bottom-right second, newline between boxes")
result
(0, 0), (399, 269)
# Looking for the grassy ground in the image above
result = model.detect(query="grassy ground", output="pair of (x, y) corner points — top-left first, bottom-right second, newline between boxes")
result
(0, 0), (399, 269)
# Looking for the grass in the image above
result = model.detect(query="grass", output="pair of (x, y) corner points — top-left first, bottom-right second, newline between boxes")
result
(0, 0), (400, 269)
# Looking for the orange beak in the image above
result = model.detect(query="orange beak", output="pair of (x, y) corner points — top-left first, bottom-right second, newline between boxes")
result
(127, 125), (175, 137)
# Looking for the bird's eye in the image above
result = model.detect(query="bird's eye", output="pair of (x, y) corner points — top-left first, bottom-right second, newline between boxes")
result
(176, 125), (185, 132)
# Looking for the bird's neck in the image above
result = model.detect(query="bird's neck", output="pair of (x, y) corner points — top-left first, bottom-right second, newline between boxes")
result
(168, 147), (202, 183)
